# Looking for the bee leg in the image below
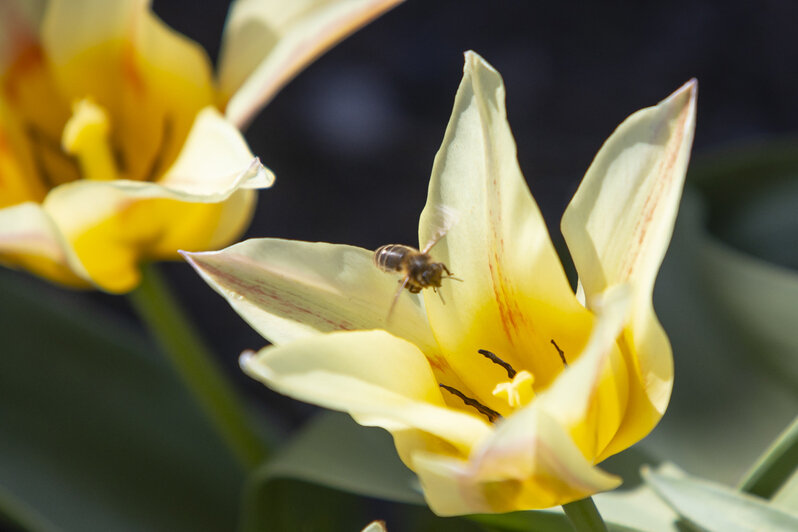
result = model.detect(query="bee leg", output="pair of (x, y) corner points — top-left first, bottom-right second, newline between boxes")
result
(387, 276), (411, 323)
(435, 286), (446, 305)
(442, 266), (463, 283)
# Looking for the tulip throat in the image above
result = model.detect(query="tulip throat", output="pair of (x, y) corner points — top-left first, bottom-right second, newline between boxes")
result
(439, 342), (569, 421)
(493, 370), (535, 408)
(478, 349), (537, 409)
(481, 342), (569, 412)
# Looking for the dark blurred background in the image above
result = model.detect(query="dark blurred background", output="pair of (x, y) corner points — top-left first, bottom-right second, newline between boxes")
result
(148, 0), (798, 428)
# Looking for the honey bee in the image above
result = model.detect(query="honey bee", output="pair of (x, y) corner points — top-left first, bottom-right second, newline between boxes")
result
(374, 205), (461, 319)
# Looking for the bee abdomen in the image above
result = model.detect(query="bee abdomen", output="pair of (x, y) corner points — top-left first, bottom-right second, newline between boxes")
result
(374, 244), (413, 272)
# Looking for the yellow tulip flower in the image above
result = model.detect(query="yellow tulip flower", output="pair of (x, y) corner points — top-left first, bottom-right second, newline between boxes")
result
(0, 0), (402, 292)
(183, 52), (696, 514)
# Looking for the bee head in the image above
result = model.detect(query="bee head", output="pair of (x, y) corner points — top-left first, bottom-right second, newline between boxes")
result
(421, 262), (445, 287)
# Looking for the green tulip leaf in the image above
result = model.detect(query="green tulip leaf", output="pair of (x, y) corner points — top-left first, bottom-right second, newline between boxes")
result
(0, 483), (58, 532)
(738, 416), (798, 498)
(645, 188), (798, 483)
(772, 468), (798, 513)
(241, 474), (478, 531)
(242, 411), (424, 508)
(469, 472), (680, 532)
(699, 236), (798, 386)
(644, 467), (798, 532)
(0, 271), (243, 531)
(687, 142), (798, 386)
(242, 409), (680, 532)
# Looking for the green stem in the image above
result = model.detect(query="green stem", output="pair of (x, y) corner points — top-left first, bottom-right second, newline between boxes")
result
(562, 497), (608, 532)
(128, 263), (267, 470)
(738, 415), (798, 498)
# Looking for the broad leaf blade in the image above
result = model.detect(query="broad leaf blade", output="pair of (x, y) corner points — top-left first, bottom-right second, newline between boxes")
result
(0, 271), (243, 531)
(244, 410), (674, 531)
(738, 416), (798, 498)
(644, 467), (798, 532)
(247, 411), (424, 506)
(469, 477), (679, 532)
(645, 188), (798, 483)
(772, 469), (798, 513)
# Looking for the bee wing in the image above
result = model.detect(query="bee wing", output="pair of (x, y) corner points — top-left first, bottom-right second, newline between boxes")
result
(387, 275), (411, 323)
(420, 204), (459, 254)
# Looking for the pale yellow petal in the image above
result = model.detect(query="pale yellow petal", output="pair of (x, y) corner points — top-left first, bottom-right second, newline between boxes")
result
(184, 238), (480, 403)
(156, 106), (274, 193)
(181, 238), (438, 354)
(361, 521), (387, 532)
(240, 330), (492, 453)
(219, 0), (403, 128)
(561, 80), (697, 457)
(41, 127), (268, 293)
(45, 107), (269, 204)
(405, 286), (630, 516)
(0, 201), (90, 286)
(533, 284), (631, 461)
(42, 0), (215, 181)
(410, 409), (620, 516)
(418, 51), (592, 411)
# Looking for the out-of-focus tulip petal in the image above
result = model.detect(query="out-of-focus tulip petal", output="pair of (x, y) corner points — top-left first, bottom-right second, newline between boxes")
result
(0, 201), (88, 286)
(218, 0), (404, 128)
(41, 107), (270, 292)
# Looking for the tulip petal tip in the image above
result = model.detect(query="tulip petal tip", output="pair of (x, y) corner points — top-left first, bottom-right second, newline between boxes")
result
(239, 349), (259, 372)
(672, 78), (698, 103)
(462, 50), (495, 75)
(177, 249), (198, 266)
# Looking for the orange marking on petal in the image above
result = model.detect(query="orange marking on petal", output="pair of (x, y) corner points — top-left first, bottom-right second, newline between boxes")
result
(121, 42), (145, 95)
(488, 249), (532, 349)
(621, 104), (689, 280)
(427, 353), (458, 377)
(3, 44), (45, 102)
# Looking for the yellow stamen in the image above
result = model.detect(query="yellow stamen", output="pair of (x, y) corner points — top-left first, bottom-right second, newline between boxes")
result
(493, 370), (535, 408)
(62, 98), (118, 181)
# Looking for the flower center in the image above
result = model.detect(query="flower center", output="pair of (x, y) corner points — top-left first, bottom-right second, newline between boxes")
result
(438, 339), (568, 423)
(1, 38), (210, 208)
(492, 370), (535, 408)
(439, 342), (568, 422)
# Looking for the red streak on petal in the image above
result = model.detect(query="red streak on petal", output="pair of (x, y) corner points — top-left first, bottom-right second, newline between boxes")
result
(121, 41), (145, 95)
(621, 100), (689, 280)
(487, 246), (533, 350)
(427, 353), (454, 375)
(200, 259), (355, 332)
(3, 44), (45, 103)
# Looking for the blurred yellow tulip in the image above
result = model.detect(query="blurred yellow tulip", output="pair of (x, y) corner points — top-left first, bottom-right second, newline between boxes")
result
(0, 0), (401, 292)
